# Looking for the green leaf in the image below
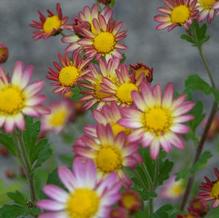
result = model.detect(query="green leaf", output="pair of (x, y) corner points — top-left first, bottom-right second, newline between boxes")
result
(152, 204), (179, 218)
(0, 205), (25, 218)
(47, 168), (63, 188)
(7, 191), (27, 206)
(181, 21), (209, 47)
(0, 132), (16, 155)
(71, 86), (83, 101)
(31, 138), (52, 170)
(185, 74), (212, 95)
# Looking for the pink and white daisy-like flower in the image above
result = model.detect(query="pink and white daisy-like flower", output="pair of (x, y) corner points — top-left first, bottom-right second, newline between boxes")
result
(41, 100), (73, 134)
(79, 14), (127, 61)
(31, 3), (68, 40)
(74, 124), (141, 185)
(37, 158), (121, 218)
(80, 58), (120, 110)
(101, 64), (140, 106)
(47, 51), (90, 95)
(0, 61), (48, 133)
(160, 175), (185, 199)
(199, 168), (219, 208)
(196, 0), (219, 22)
(62, 4), (113, 52)
(120, 82), (194, 159)
(154, 0), (199, 31)
(93, 103), (131, 136)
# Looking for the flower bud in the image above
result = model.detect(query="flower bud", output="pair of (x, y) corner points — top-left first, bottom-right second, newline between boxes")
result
(0, 43), (9, 63)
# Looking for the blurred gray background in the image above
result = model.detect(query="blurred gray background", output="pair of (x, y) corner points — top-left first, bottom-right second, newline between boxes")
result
(0, 0), (219, 211)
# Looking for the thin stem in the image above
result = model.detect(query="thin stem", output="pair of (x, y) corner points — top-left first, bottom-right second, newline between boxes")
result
(15, 131), (36, 204)
(198, 46), (215, 88)
(149, 199), (154, 217)
(180, 46), (218, 210)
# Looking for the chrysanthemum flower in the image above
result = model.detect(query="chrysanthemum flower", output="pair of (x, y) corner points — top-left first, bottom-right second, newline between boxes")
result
(196, 0), (219, 22)
(37, 158), (121, 218)
(79, 14), (127, 61)
(154, 0), (198, 31)
(130, 63), (153, 83)
(62, 4), (112, 52)
(31, 3), (68, 40)
(199, 168), (219, 208)
(47, 52), (90, 95)
(80, 58), (120, 109)
(74, 124), (141, 185)
(119, 190), (142, 213)
(93, 103), (131, 136)
(41, 100), (73, 133)
(120, 82), (194, 159)
(0, 61), (48, 132)
(101, 64), (140, 106)
(160, 176), (185, 199)
(188, 198), (208, 217)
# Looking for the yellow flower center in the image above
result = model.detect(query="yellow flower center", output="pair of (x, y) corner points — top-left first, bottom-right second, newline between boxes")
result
(112, 123), (131, 135)
(135, 67), (150, 80)
(0, 86), (25, 115)
(116, 83), (138, 104)
(93, 32), (115, 54)
(96, 146), (122, 173)
(122, 195), (136, 210)
(144, 107), (172, 136)
(66, 188), (100, 218)
(199, 0), (216, 9)
(169, 180), (184, 197)
(58, 66), (79, 87)
(43, 15), (62, 34)
(49, 108), (68, 127)
(211, 181), (219, 199)
(171, 5), (190, 24)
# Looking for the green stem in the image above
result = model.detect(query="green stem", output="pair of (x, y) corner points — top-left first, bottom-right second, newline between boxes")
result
(15, 131), (36, 204)
(180, 45), (218, 210)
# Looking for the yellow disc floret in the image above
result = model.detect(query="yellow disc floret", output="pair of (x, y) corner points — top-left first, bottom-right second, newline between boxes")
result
(211, 181), (219, 199)
(43, 15), (61, 34)
(49, 108), (68, 127)
(144, 107), (172, 136)
(171, 5), (190, 24)
(112, 123), (131, 135)
(0, 86), (24, 115)
(66, 188), (100, 218)
(116, 83), (138, 104)
(93, 32), (115, 54)
(96, 146), (122, 173)
(58, 66), (79, 87)
(199, 0), (216, 9)
(169, 180), (184, 197)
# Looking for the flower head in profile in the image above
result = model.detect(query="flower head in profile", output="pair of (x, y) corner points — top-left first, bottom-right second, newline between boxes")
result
(80, 58), (120, 110)
(101, 64), (140, 106)
(74, 124), (141, 185)
(154, 0), (198, 31)
(0, 61), (48, 132)
(62, 4), (112, 52)
(0, 43), (9, 63)
(37, 158), (121, 218)
(160, 176), (185, 199)
(130, 63), (153, 83)
(196, 0), (219, 22)
(93, 103), (131, 136)
(47, 51), (90, 95)
(41, 100), (73, 133)
(120, 82), (194, 159)
(188, 197), (208, 217)
(31, 3), (68, 40)
(199, 168), (219, 208)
